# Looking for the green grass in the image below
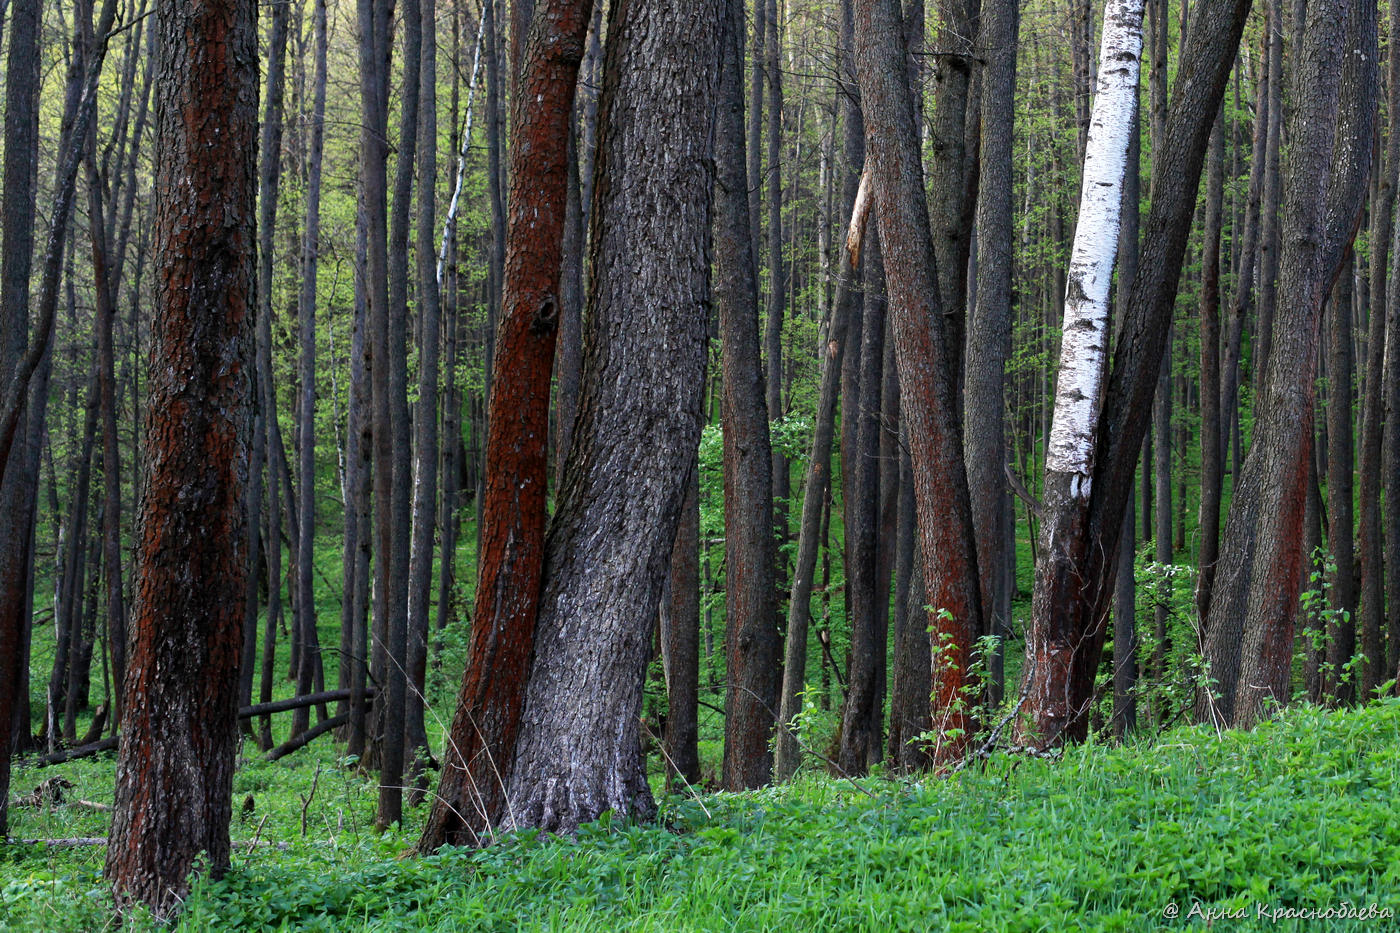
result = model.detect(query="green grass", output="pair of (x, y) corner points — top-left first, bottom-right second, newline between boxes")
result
(5, 699), (1399, 931)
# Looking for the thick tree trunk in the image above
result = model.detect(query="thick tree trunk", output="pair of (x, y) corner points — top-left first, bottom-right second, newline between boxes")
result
(1020, 0), (1144, 746)
(1016, 0), (1251, 745)
(716, 0), (780, 792)
(418, 0), (594, 850)
(852, 0), (983, 766)
(503, 0), (721, 832)
(1205, 0), (1373, 728)
(105, 0), (256, 912)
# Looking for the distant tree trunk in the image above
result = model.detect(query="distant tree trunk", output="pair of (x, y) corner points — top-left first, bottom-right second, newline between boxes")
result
(105, 0), (256, 912)
(853, 0), (984, 765)
(1254, 0), (1285, 404)
(257, 0), (293, 752)
(716, 0), (780, 792)
(774, 52), (863, 781)
(1358, 0), (1394, 696)
(765, 0), (789, 559)
(1205, 0), (1373, 728)
(1112, 105), (1142, 739)
(503, 0), (721, 831)
(1386, 0), (1400, 683)
(1221, 18), (1270, 504)
(418, 0), (594, 850)
(293, 0), (328, 742)
(373, 0), (422, 829)
(1196, 110), (1225, 621)
(965, 0), (1018, 710)
(1020, 0), (1143, 746)
(406, 0), (440, 791)
(341, 205), (373, 756)
(839, 228), (886, 775)
(1301, 449), (1324, 702)
(664, 462), (701, 788)
(1325, 262), (1357, 704)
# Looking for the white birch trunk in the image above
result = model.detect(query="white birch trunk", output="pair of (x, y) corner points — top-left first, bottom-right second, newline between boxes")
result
(1043, 0), (1145, 498)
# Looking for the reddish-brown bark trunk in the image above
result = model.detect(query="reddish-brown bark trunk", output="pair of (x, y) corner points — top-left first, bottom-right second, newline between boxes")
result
(418, 0), (594, 851)
(105, 0), (257, 913)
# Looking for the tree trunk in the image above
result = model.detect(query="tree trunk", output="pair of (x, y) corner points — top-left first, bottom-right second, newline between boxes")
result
(1205, 0), (1373, 728)
(716, 0), (780, 791)
(852, 0), (984, 766)
(105, 0), (256, 912)
(765, 0), (789, 559)
(418, 0), (594, 850)
(1020, 0), (1144, 746)
(839, 228), (886, 775)
(664, 461), (702, 787)
(293, 0), (328, 743)
(1196, 110), (1225, 622)
(964, 0), (1018, 712)
(503, 0), (721, 832)
(406, 0), (440, 790)
(1325, 262), (1357, 704)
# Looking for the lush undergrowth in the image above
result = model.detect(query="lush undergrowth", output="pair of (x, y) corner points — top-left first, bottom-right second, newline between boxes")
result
(3, 700), (1398, 931)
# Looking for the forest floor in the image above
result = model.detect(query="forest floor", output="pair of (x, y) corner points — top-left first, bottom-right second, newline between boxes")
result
(2, 698), (1397, 931)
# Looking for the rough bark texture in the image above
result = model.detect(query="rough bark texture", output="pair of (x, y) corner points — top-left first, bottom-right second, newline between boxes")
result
(1204, 0), (1373, 728)
(418, 0), (594, 850)
(852, 0), (983, 765)
(0, 0), (42, 836)
(716, 0), (780, 791)
(504, 0), (721, 832)
(105, 0), (256, 912)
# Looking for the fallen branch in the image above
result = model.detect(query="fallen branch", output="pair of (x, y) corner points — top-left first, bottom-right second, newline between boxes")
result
(265, 713), (348, 762)
(23, 689), (374, 768)
(5, 838), (290, 850)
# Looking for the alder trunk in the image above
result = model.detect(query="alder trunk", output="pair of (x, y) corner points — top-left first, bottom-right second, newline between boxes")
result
(105, 0), (256, 912)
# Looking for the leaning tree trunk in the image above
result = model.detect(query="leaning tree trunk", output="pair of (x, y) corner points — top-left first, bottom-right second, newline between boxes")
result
(105, 0), (256, 913)
(503, 0), (722, 832)
(715, 0), (780, 792)
(1019, 0), (1143, 746)
(852, 0), (983, 766)
(418, 0), (595, 851)
(1206, 0), (1373, 728)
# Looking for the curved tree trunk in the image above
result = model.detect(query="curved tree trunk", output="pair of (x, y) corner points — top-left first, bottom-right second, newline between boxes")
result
(504, 0), (722, 832)
(852, 0), (983, 766)
(418, 0), (594, 851)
